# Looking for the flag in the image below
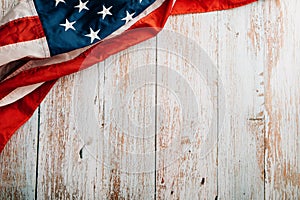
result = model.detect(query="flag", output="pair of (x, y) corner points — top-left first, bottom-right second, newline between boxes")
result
(0, 0), (257, 153)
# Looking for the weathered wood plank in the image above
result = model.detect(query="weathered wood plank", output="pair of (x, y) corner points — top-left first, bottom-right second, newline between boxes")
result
(100, 38), (157, 199)
(156, 13), (219, 199)
(0, 1), (38, 199)
(36, 74), (84, 199)
(0, 113), (38, 200)
(36, 38), (157, 199)
(264, 0), (300, 198)
(217, 2), (265, 199)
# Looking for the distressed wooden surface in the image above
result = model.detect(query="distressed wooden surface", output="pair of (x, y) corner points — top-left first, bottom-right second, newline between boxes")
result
(217, 1), (265, 199)
(264, 0), (300, 198)
(156, 13), (219, 199)
(1, 0), (300, 199)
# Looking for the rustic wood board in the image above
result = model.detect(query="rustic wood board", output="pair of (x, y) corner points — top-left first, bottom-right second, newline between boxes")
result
(217, 1), (265, 199)
(36, 37), (157, 199)
(0, 0), (300, 199)
(0, 112), (38, 200)
(155, 13), (219, 199)
(264, 0), (300, 198)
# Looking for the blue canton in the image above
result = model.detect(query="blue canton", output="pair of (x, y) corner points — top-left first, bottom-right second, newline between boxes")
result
(34, 0), (156, 56)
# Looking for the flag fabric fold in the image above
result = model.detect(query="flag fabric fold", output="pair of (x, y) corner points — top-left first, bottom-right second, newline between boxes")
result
(171, 0), (257, 14)
(0, 0), (257, 153)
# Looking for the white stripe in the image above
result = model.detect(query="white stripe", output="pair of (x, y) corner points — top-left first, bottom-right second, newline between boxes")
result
(0, 0), (37, 27)
(0, 37), (50, 66)
(2, 45), (91, 81)
(0, 0), (175, 107)
(0, 83), (43, 107)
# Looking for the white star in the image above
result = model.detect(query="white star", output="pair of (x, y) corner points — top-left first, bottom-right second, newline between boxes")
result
(75, 0), (89, 12)
(140, 0), (142, 2)
(122, 11), (135, 24)
(60, 19), (76, 31)
(97, 5), (113, 19)
(85, 28), (101, 43)
(55, 0), (65, 7)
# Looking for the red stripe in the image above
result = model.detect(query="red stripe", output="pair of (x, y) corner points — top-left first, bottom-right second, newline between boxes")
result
(0, 80), (56, 153)
(171, 0), (257, 15)
(0, 16), (44, 47)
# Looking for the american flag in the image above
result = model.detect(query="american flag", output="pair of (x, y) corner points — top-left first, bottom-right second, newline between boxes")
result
(0, 0), (256, 152)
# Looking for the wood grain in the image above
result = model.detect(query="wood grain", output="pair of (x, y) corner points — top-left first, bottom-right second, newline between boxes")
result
(36, 38), (157, 199)
(264, 0), (300, 198)
(217, 1), (265, 199)
(0, 112), (38, 200)
(0, 0), (300, 199)
(156, 13), (219, 199)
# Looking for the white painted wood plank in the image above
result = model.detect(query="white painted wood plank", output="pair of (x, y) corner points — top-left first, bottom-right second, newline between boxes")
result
(36, 74), (84, 199)
(217, 2), (265, 199)
(156, 13), (219, 199)
(264, 0), (300, 198)
(101, 38), (157, 199)
(0, 112), (38, 200)
(36, 38), (157, 199)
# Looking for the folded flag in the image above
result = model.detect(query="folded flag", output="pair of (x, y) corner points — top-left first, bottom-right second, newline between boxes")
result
(0, 0), (257, 153)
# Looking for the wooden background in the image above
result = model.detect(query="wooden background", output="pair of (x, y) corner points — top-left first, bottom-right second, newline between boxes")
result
(1, 0), (300, 199)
